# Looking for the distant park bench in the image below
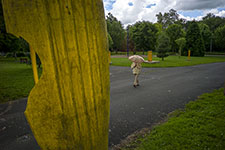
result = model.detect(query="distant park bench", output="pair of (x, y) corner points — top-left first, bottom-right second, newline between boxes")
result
(20, 57), (28, 64)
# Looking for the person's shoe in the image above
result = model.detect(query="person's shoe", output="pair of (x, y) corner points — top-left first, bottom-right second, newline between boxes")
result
(133, 85), (136, 88)
(137, 84), (140, 86)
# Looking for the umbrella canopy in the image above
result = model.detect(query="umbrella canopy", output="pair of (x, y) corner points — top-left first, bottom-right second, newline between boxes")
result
(128, 55), (146, 63)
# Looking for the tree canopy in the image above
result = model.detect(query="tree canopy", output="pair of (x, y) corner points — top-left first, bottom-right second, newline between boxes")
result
(214, 25), (225, 51)
(106, 13), (126, 52)
(186, 21), (205, 56)
(166, 24), (185, 53)
(129, 21), (158, 52)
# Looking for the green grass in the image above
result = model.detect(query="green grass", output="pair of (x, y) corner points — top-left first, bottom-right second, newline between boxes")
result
(1, 55), (224, 103)
(111, 51), (159, 56)
(111, 56), (225, 67)
(121, 88), (225, 150)
(205, 52), (225, 55)
(0, 57), (42, 103)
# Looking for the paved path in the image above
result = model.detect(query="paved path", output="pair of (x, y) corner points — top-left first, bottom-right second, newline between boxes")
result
(1, 62), (225, 149)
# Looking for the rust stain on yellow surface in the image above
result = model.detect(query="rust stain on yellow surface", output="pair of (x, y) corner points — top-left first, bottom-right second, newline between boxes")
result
(2, 0), (110, 149)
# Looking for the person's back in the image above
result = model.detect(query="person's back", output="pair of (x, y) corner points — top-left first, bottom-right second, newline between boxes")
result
(131, 62), (142, 87)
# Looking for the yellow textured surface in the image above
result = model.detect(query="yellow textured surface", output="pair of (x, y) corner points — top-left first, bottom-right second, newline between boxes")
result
(30, 46), (39, 84)
(2, 0), (110, 149)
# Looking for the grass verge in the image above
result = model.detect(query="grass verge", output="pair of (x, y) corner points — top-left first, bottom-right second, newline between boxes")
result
(111, 56), (225, 67)
(0, 57), (41, 103)
(118, 88), (225, 150)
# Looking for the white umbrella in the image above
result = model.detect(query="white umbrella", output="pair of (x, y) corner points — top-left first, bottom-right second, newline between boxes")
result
(128, 55), (147, 63)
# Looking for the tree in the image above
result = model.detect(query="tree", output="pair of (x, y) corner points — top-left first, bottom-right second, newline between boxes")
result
(107, 33), (113, 51)
(175, 37), (186, 58)
(214, 25), (225, 51)
(166, 24), (185, 53)
(106, 13), (126, 52)
(198, 23), (212, 52)
(0, 1), (29, 55)
(186, 21), (205, 56)
(156, 32), (170, 60)
(156, 9), (179, 29)
(202, 13), (225, 33)
(129, 21), (158, 54)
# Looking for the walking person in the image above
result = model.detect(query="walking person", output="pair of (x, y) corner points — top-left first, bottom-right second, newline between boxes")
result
(131, 62), (142, 87)
(129, 55), (146, 88)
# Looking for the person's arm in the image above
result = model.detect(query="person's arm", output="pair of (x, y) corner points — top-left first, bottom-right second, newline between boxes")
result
(131, 63), (137, 69)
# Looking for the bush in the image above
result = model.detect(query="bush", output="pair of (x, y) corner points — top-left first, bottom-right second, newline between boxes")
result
(5, 52), (13, 57)
(16, 51), (25, 57)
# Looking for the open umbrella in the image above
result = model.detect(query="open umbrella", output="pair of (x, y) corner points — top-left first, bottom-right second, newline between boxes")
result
(128, 55), (147, 63)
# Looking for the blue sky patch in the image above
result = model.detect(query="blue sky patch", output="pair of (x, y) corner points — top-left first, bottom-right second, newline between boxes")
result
(128, 2), (133, 6)
(178, 10), (203, 18)
(146, 3), (156, 8)
(217, 7), (225, 11)
(104, 0), (116, 11)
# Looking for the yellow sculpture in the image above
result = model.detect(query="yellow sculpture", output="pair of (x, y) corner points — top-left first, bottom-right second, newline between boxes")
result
(2, 0), (110, 149)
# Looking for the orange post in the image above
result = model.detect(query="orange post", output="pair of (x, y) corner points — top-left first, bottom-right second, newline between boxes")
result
(188, 50), (191, 61)
(148, 51), (152, 62)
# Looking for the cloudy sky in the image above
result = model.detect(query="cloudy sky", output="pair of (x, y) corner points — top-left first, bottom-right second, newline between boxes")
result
(103, 0), (225, 26)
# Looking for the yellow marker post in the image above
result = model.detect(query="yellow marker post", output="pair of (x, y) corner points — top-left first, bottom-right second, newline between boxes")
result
(30, 46), (38, 84)
(2, 0), (110, 149)
(188, 50), (191, 61)
(148, 51), (152, 62)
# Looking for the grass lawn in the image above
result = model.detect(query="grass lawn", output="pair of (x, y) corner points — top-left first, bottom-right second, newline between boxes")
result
(120, 88), (225, 150)
(0, 56), (224, 103)
(111, 55), (225, 67)
(0, 57), (41, 103)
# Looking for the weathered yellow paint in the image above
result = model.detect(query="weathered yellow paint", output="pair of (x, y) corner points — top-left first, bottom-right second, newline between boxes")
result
(2, 0), (110, 149)
(30, 46), (39, 84)
(148, 51), (152, 62)
(188, 50), (191, 61)
(109, 51), (111, 63)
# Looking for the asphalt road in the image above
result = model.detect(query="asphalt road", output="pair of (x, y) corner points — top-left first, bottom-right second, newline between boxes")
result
(0, 62), (225, 149)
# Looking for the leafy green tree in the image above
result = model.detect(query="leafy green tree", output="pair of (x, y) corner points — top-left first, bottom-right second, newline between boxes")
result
(156, 9), (180, 29)
(198, 23), (212, 52)
(186, 21), (205, 56)
(214, 25), (225, 51)
(0, 1), (29, 55)
(202, 13), (225, 33)
(175, 37), (186, 58)
(0, 33), (29, 55)
(156, 32), (170, 60)
(129, 21), (158, 54)
(107, 33), (113, 51)
(166, 24), (185, 53)
(106, 13), (126, 52)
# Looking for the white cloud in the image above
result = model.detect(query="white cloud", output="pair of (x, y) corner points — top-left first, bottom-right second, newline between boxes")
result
(175, 0), (225, 10)
(216, 10), (225, 17)
(103, 0), (225, 26)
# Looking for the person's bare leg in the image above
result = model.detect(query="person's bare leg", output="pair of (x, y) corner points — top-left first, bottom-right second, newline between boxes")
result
(133, 74), (138, 87)
(137, 74), (139, 86)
